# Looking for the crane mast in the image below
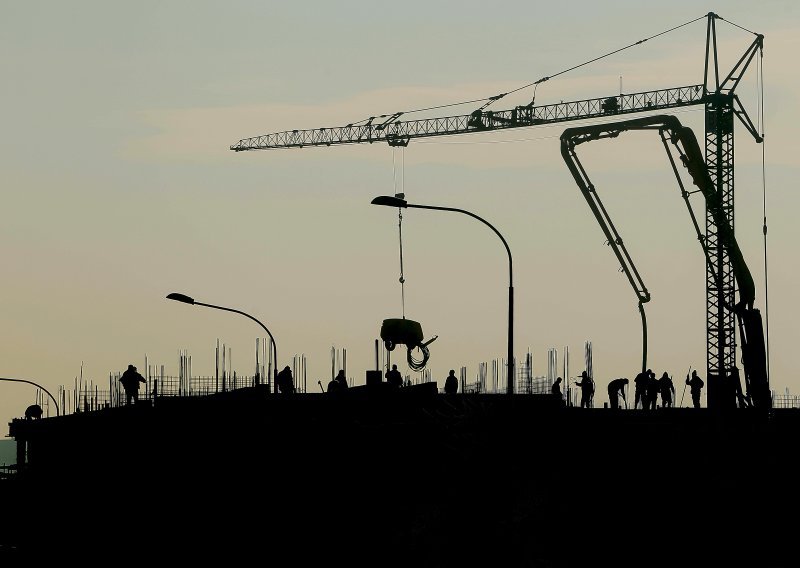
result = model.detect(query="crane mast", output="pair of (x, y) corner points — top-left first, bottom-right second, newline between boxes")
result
(231, 13), (765, 410)
(702, 15), (763, 409)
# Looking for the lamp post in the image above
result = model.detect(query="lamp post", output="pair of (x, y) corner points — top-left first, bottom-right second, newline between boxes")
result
(1, 377), (60, 416)
(371, 195), (515, 395)
(166, 293), (278, 393)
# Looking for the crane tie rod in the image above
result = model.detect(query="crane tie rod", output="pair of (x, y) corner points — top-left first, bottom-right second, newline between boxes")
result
(349, 13), (711, 126)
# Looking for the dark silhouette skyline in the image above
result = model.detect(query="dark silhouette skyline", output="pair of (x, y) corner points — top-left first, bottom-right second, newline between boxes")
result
(1, 8), (794, 567)
(3, 380), (795, 567)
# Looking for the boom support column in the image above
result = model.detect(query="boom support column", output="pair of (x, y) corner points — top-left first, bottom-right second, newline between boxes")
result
(704, 93), (738, 410)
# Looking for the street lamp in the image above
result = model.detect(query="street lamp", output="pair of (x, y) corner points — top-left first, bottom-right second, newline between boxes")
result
(166, 293), (278, 393)
(1, 377), (60, 416)
(371, 195), (515, 395)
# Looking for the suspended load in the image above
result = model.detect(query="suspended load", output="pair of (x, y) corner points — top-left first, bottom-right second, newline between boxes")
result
(380, 318), (423, 352)
(380, 317), (438, 371)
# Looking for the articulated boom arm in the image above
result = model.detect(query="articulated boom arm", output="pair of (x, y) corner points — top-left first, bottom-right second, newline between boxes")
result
(562, 115), (755, 309)
(560, 115), (769, 409)
(230, 85), (703, 151)
(658, 116), (756, 310)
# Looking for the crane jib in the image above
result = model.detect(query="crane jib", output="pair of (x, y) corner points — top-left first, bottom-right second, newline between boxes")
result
(230, 85), (704, 151)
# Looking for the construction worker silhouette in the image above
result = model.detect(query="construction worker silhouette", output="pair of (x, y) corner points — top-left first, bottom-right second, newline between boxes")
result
(633, 370), (648, 409)
(686, 370), (704, 408)
(334, 369), (348, 390)
(24, 404), (43, 420)
(326, 377), (341, 393)
(576, 371), (594, 408)
(607, 378), (628, 410)
(644, 369), (660, 409)
(386, 364), (403, 388)
(120, 364), (146, 405)
(444, 369), (458, 394)
(551, 377), (563, 400)
(659, 372), (676, 408)
(277, 365), (295, 394)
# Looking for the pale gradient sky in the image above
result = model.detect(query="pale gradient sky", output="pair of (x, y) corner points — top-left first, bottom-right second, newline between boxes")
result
(2, 1), (798, 428)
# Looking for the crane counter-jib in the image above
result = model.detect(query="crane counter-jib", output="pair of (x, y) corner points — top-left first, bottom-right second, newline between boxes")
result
(229, 85), (705, 151)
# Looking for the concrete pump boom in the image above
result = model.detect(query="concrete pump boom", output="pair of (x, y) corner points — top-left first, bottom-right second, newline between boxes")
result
(560, 115), (769, 411)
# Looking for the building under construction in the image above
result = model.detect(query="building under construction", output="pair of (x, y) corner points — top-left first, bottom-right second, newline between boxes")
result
(3, 374), (798, 568)
(2, 13), (793, 568)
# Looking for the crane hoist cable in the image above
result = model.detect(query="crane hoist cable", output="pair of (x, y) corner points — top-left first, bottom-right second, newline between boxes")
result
(380, 147), (436, 372)
(380, 210), (435, 372)
(392, 146), (406, 317)
(391, 170), (433, 371)
(398, 207), (406, 318)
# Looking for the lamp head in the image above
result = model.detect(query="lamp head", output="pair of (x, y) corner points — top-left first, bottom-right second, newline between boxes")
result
(166, 292), (195, 305)
(371, 195), (408, 208)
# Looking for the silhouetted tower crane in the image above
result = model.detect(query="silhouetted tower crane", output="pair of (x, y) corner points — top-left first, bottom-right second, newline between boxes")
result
(231, 13), (765, 410)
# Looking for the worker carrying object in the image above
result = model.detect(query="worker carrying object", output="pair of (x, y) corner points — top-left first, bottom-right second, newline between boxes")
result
(686, 370), (704, 409)
(120, 364), (146, 405)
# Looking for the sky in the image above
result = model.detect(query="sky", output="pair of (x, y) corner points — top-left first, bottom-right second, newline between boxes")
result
(1, 1), (798, 429)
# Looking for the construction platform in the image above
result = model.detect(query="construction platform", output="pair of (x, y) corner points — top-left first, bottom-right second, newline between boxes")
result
(2, 383), (798, 567)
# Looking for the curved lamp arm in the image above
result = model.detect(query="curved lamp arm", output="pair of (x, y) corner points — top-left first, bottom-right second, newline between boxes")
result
(1, 377), (60, 417)
(166, 293), (278, 388)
